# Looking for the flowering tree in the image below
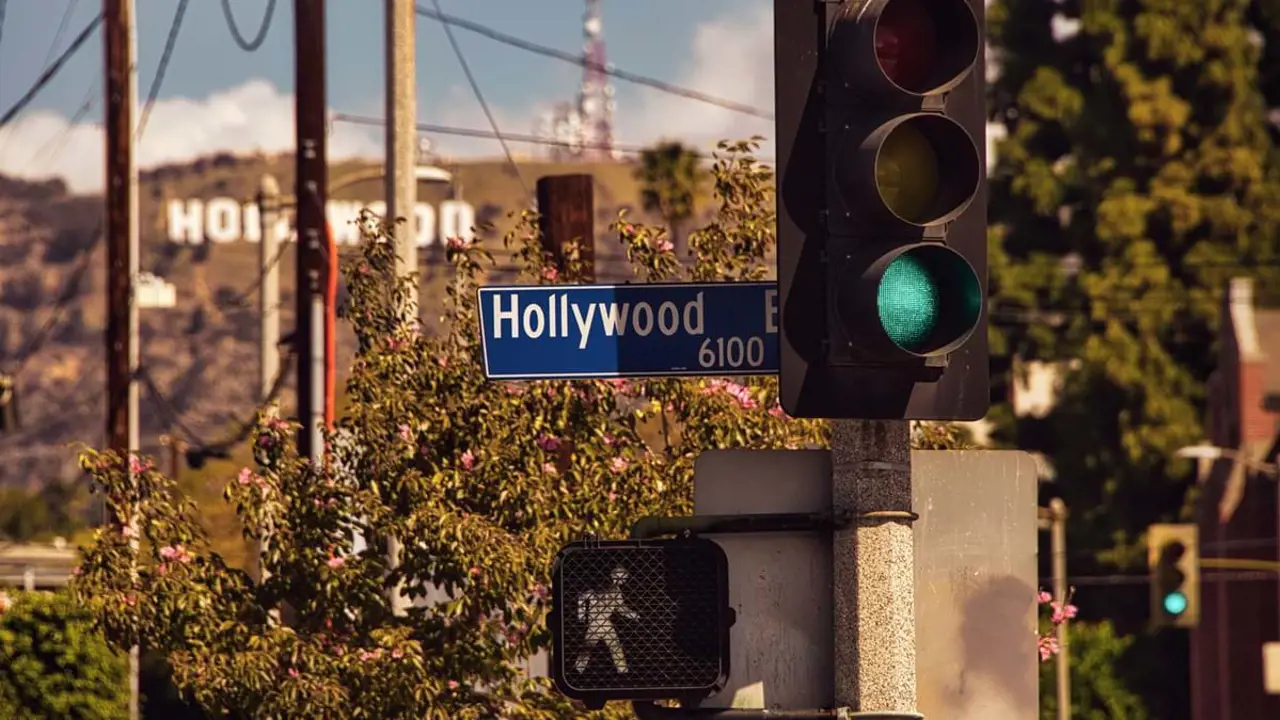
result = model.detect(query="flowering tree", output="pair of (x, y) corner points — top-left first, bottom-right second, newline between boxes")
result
(71, 140), (826, 719)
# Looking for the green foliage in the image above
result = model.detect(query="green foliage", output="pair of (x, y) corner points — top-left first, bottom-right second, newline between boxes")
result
(0, 482), (90, 543)
(69, 140), (827, 719)
(0, 590), (129, 720)
(1039, 620), (1147, 719)
(634, 140), (708, 257)
(988, 0), (1280, 562)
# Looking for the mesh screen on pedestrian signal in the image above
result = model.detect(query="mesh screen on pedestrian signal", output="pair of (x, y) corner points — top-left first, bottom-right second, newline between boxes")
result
(549, 538), (732, 708)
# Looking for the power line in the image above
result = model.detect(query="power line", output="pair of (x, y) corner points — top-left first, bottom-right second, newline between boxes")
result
(429, 0), (530, 199)
(414, 4), (774, 121)
(23, 79), (98, 173)
(220, 0), (276, 52)
(0, 1), (7, 60)
(0, 12), (103, 128)
(330, 112), (773, 163)
(41, 0), (79, 72)
(137, 0), (189, 139)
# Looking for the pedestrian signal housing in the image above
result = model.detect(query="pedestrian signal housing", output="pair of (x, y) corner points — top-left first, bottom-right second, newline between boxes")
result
(775, 0), (989, 419)
(549, 537), (732, 709)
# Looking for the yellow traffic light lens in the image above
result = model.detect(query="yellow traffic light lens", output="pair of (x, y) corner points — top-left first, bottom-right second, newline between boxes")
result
(875, 0), (939, 92)
(876, 123), (941, 225)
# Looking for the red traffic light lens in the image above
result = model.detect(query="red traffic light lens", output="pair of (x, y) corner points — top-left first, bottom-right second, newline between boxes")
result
(875, 0), (939, 93)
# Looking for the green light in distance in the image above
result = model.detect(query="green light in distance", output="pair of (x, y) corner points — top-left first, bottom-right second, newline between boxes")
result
(1163, 591), (1188, 616)
(877, 253), (940, 351)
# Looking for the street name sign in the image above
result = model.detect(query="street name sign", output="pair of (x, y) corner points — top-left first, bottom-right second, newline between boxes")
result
(549, 537), (733, 707)
(477, 282), (778, 380)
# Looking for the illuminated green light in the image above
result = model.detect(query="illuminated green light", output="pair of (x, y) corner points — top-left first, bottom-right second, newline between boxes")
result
(1163, 591), (1188, 616)
(877, 253), (941, 351)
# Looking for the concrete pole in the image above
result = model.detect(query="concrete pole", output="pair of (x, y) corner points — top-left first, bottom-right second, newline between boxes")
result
(831, 420), (922, 717)
(255, 175), (281, 589)
(1050, 498), (1070, 720)
(384, 0), (417, 617)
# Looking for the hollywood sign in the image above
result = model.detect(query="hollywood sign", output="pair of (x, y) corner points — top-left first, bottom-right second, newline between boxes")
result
(164, 197), (477, 246)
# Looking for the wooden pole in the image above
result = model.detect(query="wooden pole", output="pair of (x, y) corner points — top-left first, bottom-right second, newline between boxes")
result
(536, 174), (595, 281)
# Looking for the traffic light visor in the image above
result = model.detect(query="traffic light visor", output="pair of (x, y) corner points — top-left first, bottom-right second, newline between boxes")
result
(875, 244), (982, 356)
(874, 114), (980, 226)
(873, 0), (979, 95)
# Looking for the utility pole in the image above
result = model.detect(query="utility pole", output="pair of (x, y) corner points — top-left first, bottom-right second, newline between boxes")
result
(255, 174), (281, 587)
(104, 1), (141, 717)
(384, 0), (417, 617)
(1049, 498), (1071, 720)
(831, 420), (920, 716)
(536, 174), (595, 280)
(294, 0), (327, 467)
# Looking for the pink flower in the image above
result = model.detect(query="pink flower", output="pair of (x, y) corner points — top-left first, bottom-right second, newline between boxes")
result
(604, 379), (629, 393)
(655, 238), (674, 253)
(542, 266), (559, 282)
(387, 337), (405, 352)
(121, 525), (134, 539)
(446, 236), (470, 251)
(128, 455), (152, 475)
(0, 591), (11, 614)
(621, 223), (635, 235)
(602, 433), (616, 446)
(460, 450), (476, 471)
(1038, 634), (1060, 661)
(159, 545), (192, 564)
(399, 424), (412, 442)
(542, 462), (558, 476)
(391, 648), (404, 659)
(1051, 602), (1078, 624)
(536, 435), (561, 452)
(1037, 590), (1053, 605)
(609, 457), (628, 474)
(288, 668), (299, 678)
(531, 583), (548, 601)
(359, 650), (377, 662)
(505, 384), (525, 396)
(437, 356), (449, 368)
(469, 566), (481, 577)
(256, 435), (276, 449)
(607, 491), (617, 502)
(326, 554), (345, 569)
(769, 405), (785, 418)
(238, 467), (255, 486)
(448, 680), (459, 690)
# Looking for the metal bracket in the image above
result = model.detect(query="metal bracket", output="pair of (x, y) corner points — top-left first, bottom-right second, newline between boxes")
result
(629, 512), (853, 540)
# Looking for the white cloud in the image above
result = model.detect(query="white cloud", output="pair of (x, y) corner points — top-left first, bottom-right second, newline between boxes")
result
(0, 3), (777, 193)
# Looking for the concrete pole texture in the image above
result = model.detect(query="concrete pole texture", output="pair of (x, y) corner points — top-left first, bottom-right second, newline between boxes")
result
(831, 419), (923, 719)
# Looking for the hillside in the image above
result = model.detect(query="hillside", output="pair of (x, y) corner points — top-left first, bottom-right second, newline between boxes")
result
(0, 151), (709, 494)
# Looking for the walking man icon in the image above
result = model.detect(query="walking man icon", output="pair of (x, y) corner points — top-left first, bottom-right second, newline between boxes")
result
(574, 566), (640, 674)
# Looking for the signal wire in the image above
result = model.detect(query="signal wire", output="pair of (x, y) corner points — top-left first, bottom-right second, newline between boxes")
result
(220, 0), (276, 52)
(414, 4), (774, 121)
(428, 0), (530, 199)
(40, 0), (80, 72)
(137, 0), (189, 139)
(0, 12), (103, 128)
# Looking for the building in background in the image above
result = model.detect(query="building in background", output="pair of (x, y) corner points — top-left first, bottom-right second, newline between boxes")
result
(1191, 277), (1280, 720)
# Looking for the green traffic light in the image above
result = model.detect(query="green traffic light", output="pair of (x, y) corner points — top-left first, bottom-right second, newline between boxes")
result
(1163, 591), (1188, 616)
(874, 246), (982, 355)
(878, 254), (940, 350)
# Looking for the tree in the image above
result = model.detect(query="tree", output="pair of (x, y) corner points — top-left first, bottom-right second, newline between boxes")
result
(634, 140), (707, 258)
(70, 140), (826, 719)
(1039, 620), (1147, 720)
(0, 590), (129, 720)
(987, 0), (1280, 713)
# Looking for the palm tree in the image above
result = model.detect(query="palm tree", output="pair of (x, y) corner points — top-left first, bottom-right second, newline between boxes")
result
(634, 140), (705, 258)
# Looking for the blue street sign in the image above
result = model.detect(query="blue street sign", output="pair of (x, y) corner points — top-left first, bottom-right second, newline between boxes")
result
(477, 282), (779, 380)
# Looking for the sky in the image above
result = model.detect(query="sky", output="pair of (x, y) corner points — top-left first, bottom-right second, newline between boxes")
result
(0, 0), (777, 194)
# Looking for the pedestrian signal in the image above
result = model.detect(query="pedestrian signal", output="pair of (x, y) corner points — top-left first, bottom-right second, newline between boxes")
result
(549, 537), (733, 708)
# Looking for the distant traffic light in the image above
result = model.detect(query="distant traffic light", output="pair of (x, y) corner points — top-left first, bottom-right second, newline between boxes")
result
(549, 537), (733, 709)
(1148, 523), (1199, 628)
(774, 0), (989, 420)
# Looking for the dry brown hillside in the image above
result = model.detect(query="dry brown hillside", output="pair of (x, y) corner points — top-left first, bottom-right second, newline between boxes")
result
(0, 151), (715, 491)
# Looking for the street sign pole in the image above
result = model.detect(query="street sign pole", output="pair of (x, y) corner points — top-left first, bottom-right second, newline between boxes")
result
(832, 420), (919, 716)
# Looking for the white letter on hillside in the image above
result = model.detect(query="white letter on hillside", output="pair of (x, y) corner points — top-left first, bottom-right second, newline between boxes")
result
(205, 198), (241, 244)
(414, 203), (436, 248)
(242, 202), (261, 243)
(440, 200), (476, 242)
(167, 199), (204, 244)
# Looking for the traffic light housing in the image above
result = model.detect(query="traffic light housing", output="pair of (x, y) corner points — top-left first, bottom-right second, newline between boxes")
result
(549, 537), (733, 709)
(775, 0), (989, 419)
(1147, 523), (1199, 628)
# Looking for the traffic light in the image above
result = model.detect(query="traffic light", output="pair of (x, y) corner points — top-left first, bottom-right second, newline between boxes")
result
(775, 0), (989, 420)
(549, 537), (733, 709)
(1147, 523), (1199, 628)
